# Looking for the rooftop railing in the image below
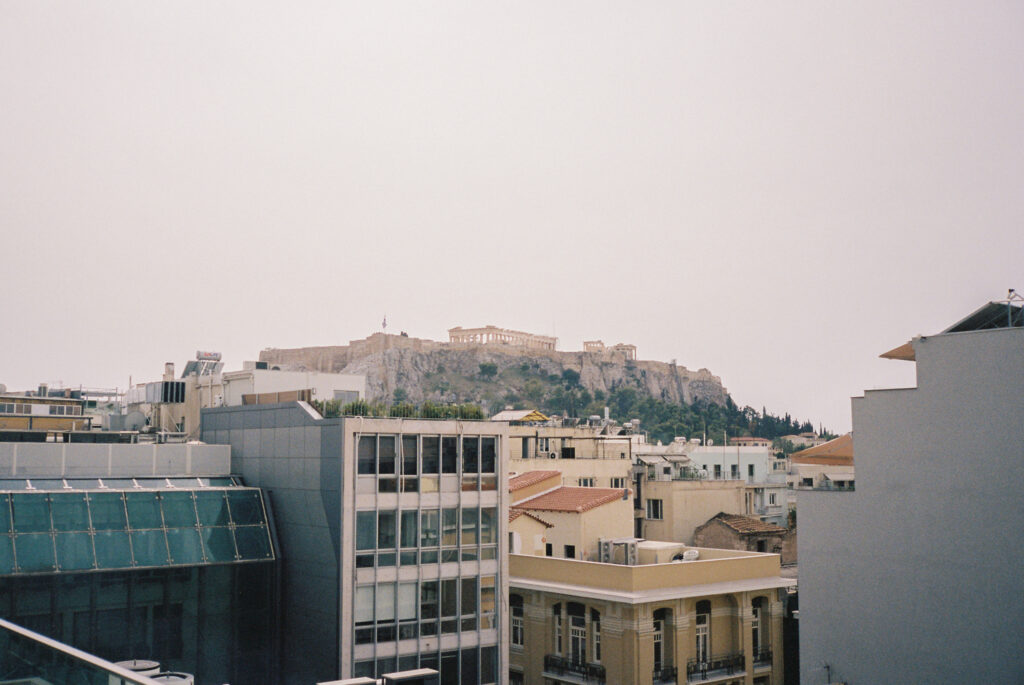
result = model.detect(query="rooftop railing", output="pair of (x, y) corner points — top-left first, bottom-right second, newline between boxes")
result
(0, 617), (163, 684)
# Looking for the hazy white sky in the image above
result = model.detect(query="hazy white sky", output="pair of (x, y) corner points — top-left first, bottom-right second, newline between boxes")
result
(2, 2), (1022, 433)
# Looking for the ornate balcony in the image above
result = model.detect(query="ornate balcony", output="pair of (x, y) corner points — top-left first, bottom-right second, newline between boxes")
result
(686, 652), (745, 682)
(543, 654), (606, 683)
(653, 665), (678, 683)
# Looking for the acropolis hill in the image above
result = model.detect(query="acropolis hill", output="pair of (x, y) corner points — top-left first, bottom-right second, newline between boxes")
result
(260, 326), (727, 409)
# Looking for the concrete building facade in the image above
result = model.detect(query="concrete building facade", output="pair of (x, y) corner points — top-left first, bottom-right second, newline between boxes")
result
(202, 404), (507, 685)
(798, 302), (1024, 684)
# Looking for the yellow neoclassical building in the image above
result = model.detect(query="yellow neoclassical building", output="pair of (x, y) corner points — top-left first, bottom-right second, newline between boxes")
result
(509, 543), (791, 685)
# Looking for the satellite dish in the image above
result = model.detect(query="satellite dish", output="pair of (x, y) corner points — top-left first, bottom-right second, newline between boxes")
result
(124, 411), (147, 431)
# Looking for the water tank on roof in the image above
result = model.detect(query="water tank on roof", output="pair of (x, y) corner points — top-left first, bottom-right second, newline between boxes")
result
(153, 673), (194, 684)
(115, 660), (160, 676)
(682, 549), (700, 561)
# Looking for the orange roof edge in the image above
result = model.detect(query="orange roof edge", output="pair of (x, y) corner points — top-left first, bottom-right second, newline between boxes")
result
(880, 340), (915, 361)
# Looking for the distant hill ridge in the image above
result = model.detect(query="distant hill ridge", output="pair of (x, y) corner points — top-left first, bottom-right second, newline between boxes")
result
(260, 332), (728, 409)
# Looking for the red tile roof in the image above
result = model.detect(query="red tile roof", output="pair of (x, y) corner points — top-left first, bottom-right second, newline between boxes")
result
(509, 509), (554, 527)
(711, 512), (787, 535)
(509, 470), (562, 491)
(515, 486), (629, 514)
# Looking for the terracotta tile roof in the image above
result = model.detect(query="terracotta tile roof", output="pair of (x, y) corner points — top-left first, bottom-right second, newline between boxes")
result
(791, 433), (854, 465)
(712, 512), (787, 535)
(515, 486), (629, 514)
(509, 470), (561, 492)
(509, 508), (554, 527)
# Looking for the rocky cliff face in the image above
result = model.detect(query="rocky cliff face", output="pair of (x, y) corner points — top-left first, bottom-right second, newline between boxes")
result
(260, 333), (728, 408)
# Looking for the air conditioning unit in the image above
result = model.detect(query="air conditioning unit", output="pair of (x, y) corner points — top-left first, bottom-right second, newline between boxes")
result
(549, 452), (558, 459)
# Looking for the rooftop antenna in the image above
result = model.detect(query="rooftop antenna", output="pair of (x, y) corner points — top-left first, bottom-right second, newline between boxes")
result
(1006, 288), (1022, 327)
(382, 314), (388, 332)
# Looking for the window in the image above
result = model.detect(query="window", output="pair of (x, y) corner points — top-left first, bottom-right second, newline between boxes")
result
(568, 603), (586, 665)
(552, 604), (562, 654)
(769, 493), (777, 506)
(730, 464), (739, 479)
(561, 447), (576, 459)
(695, 600), (710, 663)
(577, 478), (595, 487)
(756, 539), (767, 553)
(510, 594), (524, 647)
(748, 464), (755, 479)
(714, 465), (722, 479)
(564, 544), (575, 559)
(545, 543), (552, 557)
(538, 438), (549, 452)
(646, 499), (663, 520)
(610, 477), (626, 489)
(591, 609), (601, 663)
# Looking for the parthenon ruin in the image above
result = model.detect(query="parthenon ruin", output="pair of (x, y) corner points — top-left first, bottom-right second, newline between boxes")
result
(448, 325), (557, 350)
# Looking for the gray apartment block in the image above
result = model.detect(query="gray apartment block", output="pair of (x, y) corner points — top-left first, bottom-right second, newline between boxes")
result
(798, 314), (1024, 684)
(202, 403), (508, 685)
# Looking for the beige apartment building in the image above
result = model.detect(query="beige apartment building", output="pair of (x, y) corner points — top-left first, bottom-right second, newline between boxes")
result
(509, 544), (790, 685)
(638, 479), (748, 544)
(510, 471), (634, 561)
(508, 423), (636, 490)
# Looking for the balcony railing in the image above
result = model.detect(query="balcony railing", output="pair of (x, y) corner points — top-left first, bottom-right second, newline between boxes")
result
(543, 654), (606, 682)
(686, 652), (744, 682)
(753, 647), (772, 666)
(653, 665), (678, 683)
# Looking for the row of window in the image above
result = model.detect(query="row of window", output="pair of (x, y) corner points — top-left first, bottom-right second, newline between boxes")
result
(512, 599), (769, 670)
(357, 435), (498, 476)
(353, 645), (497, 685)
(355, 508), (498, 568)
(354, 575), (496, 642)
(0, 403), (82, 415)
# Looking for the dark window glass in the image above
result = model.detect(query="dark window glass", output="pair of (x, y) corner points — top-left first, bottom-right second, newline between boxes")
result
(481, 646), (497, 683)
(441, 579), (458, 618)
(227, 490), (265, 525)
(50, 494), (89, 531)
(194, 491), (230, 527)
(378, 510), (396, 549)
(93, 530), (131, 568)
(12, 494), (50, 533)
(461, 577), (477, 617)
(442, 509), (458, 547)
(0, 536), (13, 573)
(0, 495), (10, 533)
(201, 526), (236, 562)
(166, 527), (204, 565)
(15, 533), (55, 572)
(356, 511), (376, 550)
(235, 526), (273, 560)
(422, 437), (440, 474)
(160, 492), (198, 528)
(402, 435), (418, 475)
(461, 647), (479, 684)
(125, 492), (163, 529)
(462, 437), (479, 474)
(131, 529), (169, 566)
(358, 436), (376, 475)
(55, 532), (94, 571)
(442, 437), (458, 474)
(400, 510), (418, 549)
(378, 436), (396, 475)
(441, 651), (458, 685)
(88, 493), (127, 531)
(421, 580), (439, 619)
(481, 437), (496, 474)
(154, 603), (184, 659)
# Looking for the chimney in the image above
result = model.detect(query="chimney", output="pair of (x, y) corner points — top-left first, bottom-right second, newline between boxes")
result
(163, 363), (175, 381)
